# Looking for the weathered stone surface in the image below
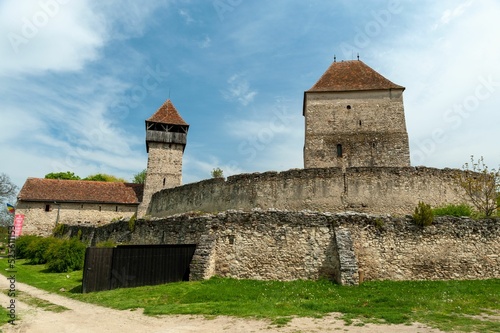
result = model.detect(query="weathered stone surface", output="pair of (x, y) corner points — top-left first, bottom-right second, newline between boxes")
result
(64, 210), (500, 284)
(304, 90), (410, 168)
(18, 202), (137, 236)
(138, 142), (184, 216)
(148, 167), (468, 217)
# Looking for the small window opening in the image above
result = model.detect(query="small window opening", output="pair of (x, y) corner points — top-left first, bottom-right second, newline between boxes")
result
(359, 120), (362, 126)
(346, 105), (351, 110)
(115, 206), (118, 212)
(163, 178), (166, 186)
(81, 204), (84, 209)
(45, 204), (50, 212)
(336, 144), (343, 158)
(99, 206), (102, 212)
(372, 142), (377, 148)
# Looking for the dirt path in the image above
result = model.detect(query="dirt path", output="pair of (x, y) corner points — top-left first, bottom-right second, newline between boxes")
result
(0, 278), (445, 333)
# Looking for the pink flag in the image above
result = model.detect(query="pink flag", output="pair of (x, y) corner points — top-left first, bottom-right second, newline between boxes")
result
(14, 214), (24, 237)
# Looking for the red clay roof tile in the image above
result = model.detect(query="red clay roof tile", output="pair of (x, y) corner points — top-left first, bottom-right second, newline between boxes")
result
(307, 60), (404, 92)
(17, 178), (143, 204)
(147, 99), (188, 126)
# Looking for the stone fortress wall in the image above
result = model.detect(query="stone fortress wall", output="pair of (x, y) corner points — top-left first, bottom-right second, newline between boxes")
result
(148, 166), (467, 218)
(65, 210), (500, 285)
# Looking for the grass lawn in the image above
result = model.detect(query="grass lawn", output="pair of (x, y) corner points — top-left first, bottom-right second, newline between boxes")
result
(1, 258), (499, 332)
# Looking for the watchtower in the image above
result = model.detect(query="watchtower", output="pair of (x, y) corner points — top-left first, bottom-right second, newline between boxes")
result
(138, 99), (189, 216)
(303, 60), (410, 168)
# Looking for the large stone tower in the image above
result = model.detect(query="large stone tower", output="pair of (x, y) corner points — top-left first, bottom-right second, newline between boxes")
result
(303, 60), (410, 168)
(138, 99), (189, 216)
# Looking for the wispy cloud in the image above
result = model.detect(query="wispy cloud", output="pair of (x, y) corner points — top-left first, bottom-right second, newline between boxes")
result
(199, 35), (211, 49)
(179, 9), (194, 24)
(434, 0), (474, 29)
(222, 74), (257, 106)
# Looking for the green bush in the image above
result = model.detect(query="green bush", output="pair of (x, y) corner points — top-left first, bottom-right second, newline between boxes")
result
(26, 237), (61, 264)
(413, 201), (434, 227)
(432, 204), (473, 217)
(15, 235), (41, 259)
(45, 238), (86, 273)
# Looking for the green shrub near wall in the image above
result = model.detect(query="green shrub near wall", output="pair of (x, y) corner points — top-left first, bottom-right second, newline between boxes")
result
(15, 235), (41, 259)
(27, 237), (61, 264)
(413, 201), (434, 227)
(13, 235), (86, 272)
(432, 204), (473, 217)
(45, 238), (86, 272)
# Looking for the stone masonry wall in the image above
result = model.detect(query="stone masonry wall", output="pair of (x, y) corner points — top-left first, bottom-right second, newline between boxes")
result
(66, 210), (500, 284)
(17, 201), (137, 236)
(148, 167), (467, 218)
(139, 142), (184, 216)
(304, 90), (410, 168)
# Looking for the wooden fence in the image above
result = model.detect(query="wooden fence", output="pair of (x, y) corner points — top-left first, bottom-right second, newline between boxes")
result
(82, 244), (196, 293)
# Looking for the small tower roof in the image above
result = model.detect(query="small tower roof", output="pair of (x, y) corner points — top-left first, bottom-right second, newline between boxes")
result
(147, 99), (188, 126)
(307, 60), (404, 92)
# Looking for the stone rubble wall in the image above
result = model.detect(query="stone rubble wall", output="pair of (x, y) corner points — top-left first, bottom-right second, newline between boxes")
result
(65, 210), (500, 284)
(148, 167), (467, 217)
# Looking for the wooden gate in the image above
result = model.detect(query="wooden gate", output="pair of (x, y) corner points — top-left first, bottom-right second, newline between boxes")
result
(82, 244), (196, 293)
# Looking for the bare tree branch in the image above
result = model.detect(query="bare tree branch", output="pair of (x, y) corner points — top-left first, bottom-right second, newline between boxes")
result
(457, 156), (499, 217)
(0, 173), (18, 201)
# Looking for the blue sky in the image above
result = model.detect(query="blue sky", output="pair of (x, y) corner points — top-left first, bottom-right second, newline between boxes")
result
(1, 0), (499, 191)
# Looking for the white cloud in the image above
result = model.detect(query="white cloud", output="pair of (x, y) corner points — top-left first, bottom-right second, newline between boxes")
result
(0, 0), (105, 75)
(373, 0), (500, 169)
(222, 74), (257, 106)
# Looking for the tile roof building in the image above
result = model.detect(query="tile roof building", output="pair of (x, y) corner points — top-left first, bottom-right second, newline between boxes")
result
(17, 178), (143, 236)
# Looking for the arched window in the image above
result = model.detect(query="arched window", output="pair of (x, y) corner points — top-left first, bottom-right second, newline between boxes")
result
(336, 144), (343, 158)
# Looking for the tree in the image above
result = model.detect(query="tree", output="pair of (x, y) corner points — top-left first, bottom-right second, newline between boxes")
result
(457, 156), (499, 217)
(0, 173), (17, 200)
(83, 173), (126, 182)
(44, 171), (81, 180)
(0, 173), (18, 226)
(211, 168), (224, 179)
(132, 169), (146, 184)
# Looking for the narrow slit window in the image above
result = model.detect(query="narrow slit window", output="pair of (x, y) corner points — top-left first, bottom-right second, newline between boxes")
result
(163, 178), (166, 186)
(99, 206), (102, 212)
(336, 144), (343, 158)
(115, 206), (118, 212)
(359, 120), (362, 126)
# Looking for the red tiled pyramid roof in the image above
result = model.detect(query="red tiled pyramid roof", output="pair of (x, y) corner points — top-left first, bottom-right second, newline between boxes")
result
(307, 60), (404, 92)
(18, 178), (143, 204)
(147, 99), (188, 126)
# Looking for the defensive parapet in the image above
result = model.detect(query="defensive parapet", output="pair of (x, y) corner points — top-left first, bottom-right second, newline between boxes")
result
(148, 166), (467, 217)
